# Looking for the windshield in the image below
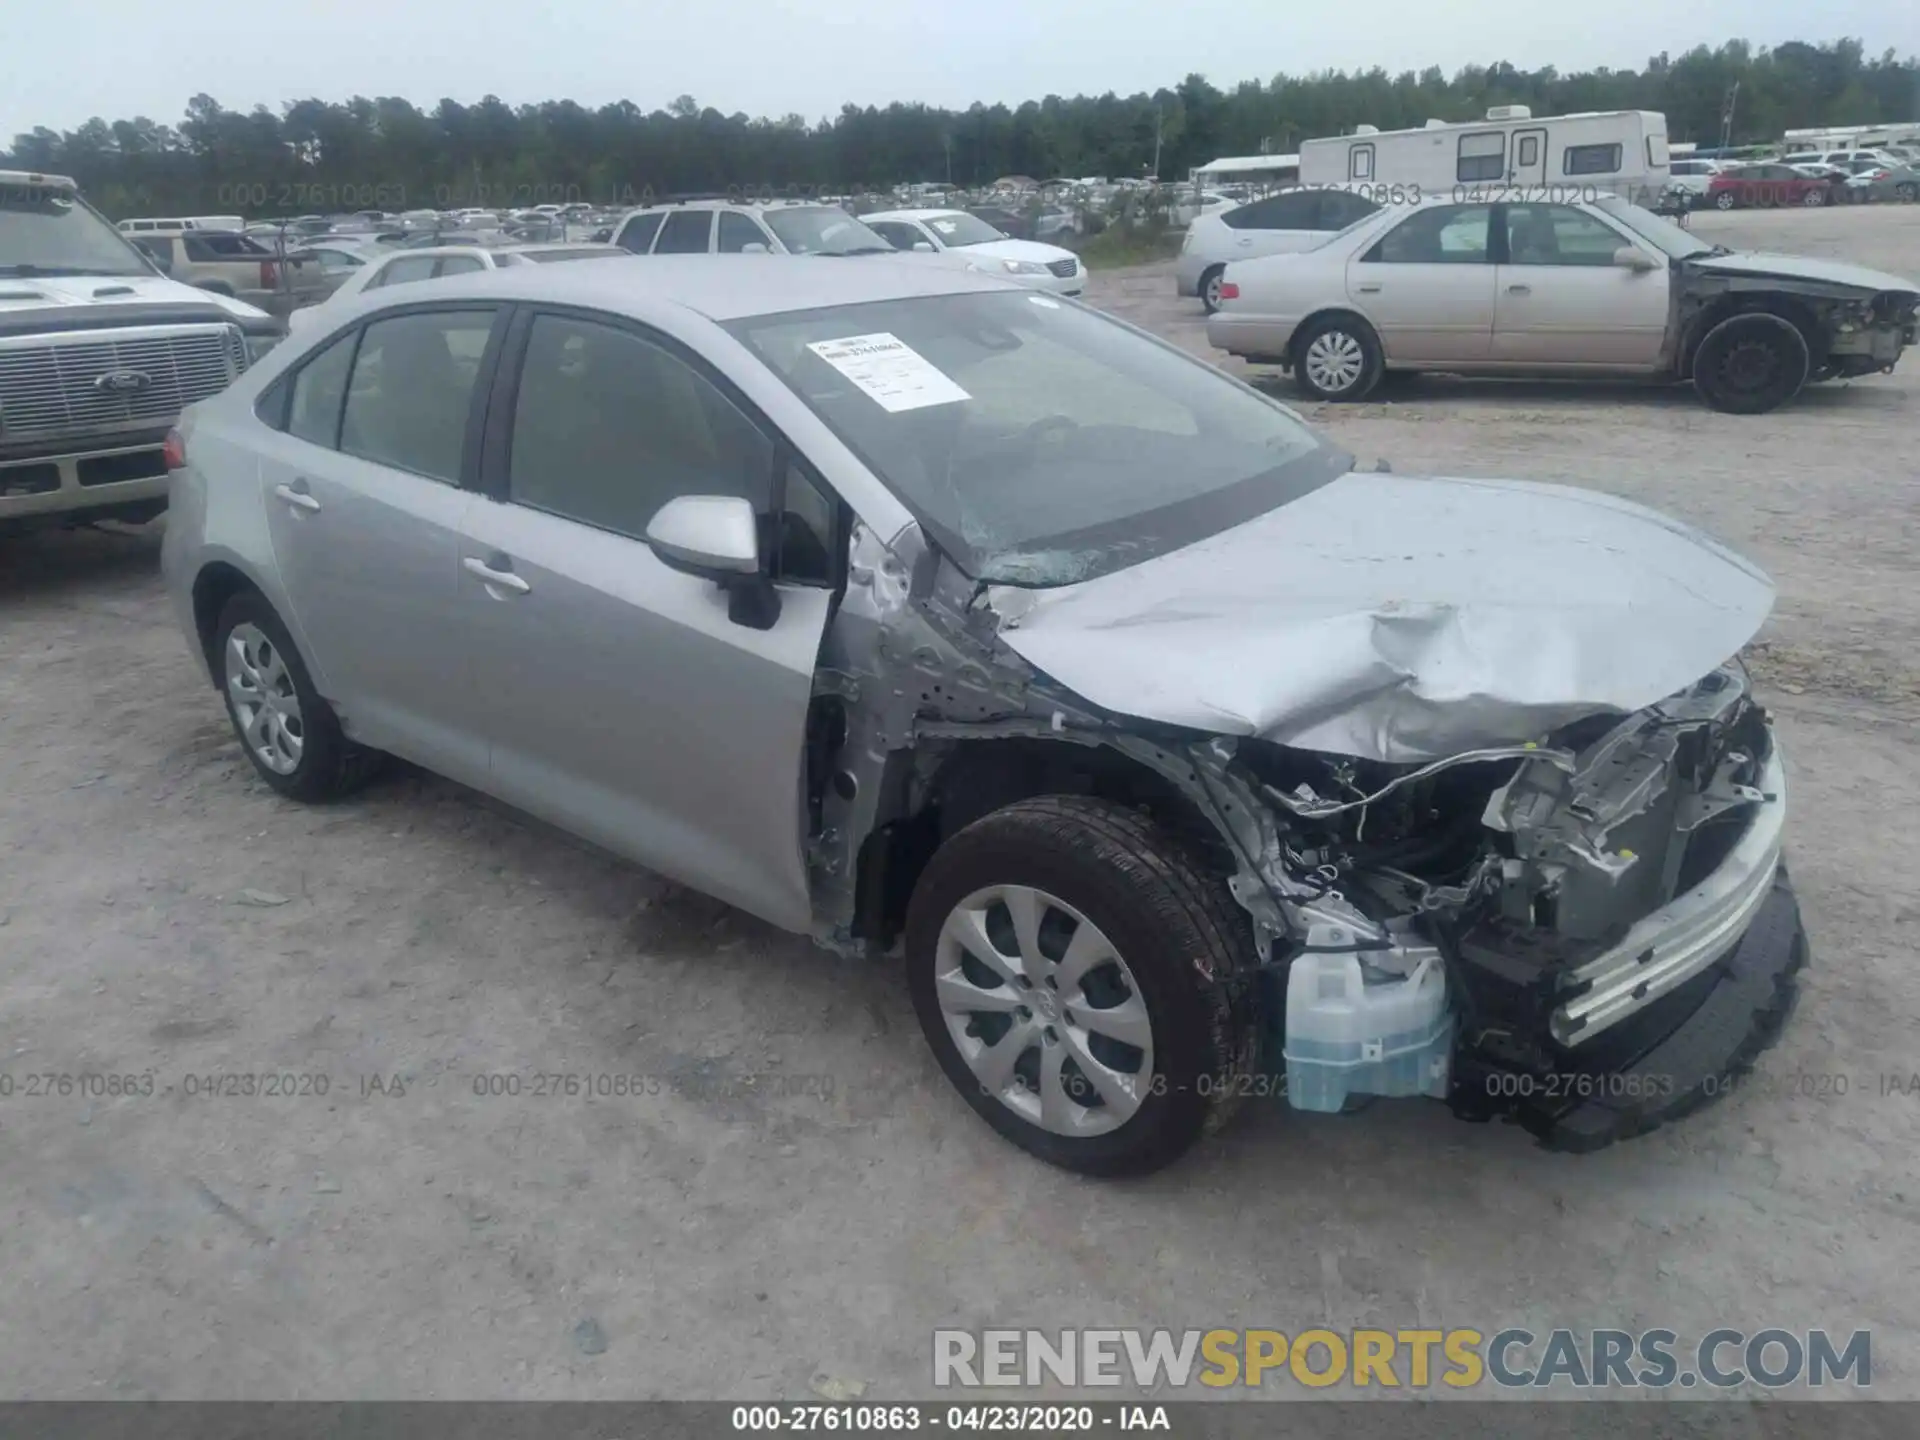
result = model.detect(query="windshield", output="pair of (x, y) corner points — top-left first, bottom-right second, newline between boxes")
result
(764, 207), (895, 256)
(726, 290), (1345, 586)
(1593, 196), (1714, 258)
(920, 211), (1008, 247)
(0, 184), (155, 277)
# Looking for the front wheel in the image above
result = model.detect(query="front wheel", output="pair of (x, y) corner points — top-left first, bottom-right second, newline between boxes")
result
(1292, 314), (1384, 402)
(905, 797), (1261, 1176)
(1895, 182), (1918, 203)
(1714, 190), (1738, 211)
(1802, 187), (1827, 207)
(1692, 313), (1811, 415)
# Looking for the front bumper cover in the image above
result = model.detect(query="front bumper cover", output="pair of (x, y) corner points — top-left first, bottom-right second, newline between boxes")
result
(1453, 865), (1808, 1151)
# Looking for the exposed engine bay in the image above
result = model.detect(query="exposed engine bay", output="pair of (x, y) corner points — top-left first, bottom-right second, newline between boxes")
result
(807, 513), (1800, 1149)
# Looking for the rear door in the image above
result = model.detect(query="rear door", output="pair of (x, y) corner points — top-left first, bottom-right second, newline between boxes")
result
(255, 305), (504, 784)
(1348, 204), (1496, 362)
(455, 306), (840, 930)
(1492, 203), (1668, 367)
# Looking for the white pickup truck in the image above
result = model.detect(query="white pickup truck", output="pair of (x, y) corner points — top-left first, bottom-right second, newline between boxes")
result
(1, 171), (285, 534)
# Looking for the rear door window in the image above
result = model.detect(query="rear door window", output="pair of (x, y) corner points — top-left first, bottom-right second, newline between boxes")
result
(1221, 191), (1321, 231)
(339, 309), (497, 484)
(654, 211), (714, 254)
(370, 255), (440, 289)
(615, 212), (665, 254)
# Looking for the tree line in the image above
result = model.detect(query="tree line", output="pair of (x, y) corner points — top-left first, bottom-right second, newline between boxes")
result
(5, 38), (1915, 218)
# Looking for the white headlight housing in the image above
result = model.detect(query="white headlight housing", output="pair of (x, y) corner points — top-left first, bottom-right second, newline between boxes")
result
(1003, 259), (1049, 275)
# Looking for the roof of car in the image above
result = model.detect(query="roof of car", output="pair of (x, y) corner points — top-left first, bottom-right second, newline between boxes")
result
(861, 208), (966, 222)
(398, 252), (1010, 322)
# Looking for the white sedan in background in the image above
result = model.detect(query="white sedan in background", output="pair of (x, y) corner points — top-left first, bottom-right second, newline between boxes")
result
(1206, 193), (1918, 413)
(286, 242), (629, 331)
(861, 208), (1085, 295)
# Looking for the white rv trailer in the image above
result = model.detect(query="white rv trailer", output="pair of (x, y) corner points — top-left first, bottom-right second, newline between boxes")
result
(1783, 122), (1920, 152)
(1298, 108), (1670, 200)
(1189, 153), (1301, 190)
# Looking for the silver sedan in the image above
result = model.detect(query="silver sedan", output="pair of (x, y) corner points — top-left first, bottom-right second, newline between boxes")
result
(161, 256), (1807, 1174)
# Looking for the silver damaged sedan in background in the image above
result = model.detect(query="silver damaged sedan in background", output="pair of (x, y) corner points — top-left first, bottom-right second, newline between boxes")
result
(162, 256), (1807, 1175)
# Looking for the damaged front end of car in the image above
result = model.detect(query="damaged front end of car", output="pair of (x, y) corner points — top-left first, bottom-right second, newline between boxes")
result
(806, 504), (1807, 1153)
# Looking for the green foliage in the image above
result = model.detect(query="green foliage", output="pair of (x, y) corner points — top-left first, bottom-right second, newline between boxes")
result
(6, 40), (1914, 217)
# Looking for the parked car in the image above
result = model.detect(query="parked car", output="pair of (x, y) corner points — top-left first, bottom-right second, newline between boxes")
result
(284, 241), (628, 332)
(285, 238), (389, 295)
(1706, 163), (1842, 209)
(1179, 186), (1394, 313)
(163, 256), (1808, 1175)
(1206, 194), (1918, 413)
(860, 208), (1084, 295)
(122, 229), (329, 315)
(1663, 158), (1723, 203)
(0, 170), (280, 535)
(1843, 162), (1920, 203)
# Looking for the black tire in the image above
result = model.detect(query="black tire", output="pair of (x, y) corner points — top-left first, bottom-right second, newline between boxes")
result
(1198, 266), (1227, 315)
(1802, 187), (1826, 207)
(1691, 313), (1811, 416)
(1896, 182), (1918, 203)
(1714, 190), (1738, 211)
(905, 796), (1262, 1177)
(1290, 313), (1384, 402)
(212, 591), (383, 802)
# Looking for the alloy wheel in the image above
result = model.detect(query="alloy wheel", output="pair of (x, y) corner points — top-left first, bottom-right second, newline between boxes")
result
(933, 884), (1155, 1137)
(225, 622), (304, 774)
(1303, 330), (1366, 395)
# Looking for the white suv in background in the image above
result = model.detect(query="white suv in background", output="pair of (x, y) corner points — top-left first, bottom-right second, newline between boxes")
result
(1178, 185), (1394, 313)
(610, 201), (901, 258)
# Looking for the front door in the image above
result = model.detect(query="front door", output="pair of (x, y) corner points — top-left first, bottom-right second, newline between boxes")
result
(257, 306), (502, 785)
(1492, 204), (1670, 367)
(1510, 128), (1548, 186)
(458, 308), (838, 931)
(1347, 203), (1496, 362)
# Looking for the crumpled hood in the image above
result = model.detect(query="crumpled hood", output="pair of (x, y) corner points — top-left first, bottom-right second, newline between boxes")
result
(1690, 251), (1918, 295)
(988, 472), (1775, 763)
(0, 272), (270, 321)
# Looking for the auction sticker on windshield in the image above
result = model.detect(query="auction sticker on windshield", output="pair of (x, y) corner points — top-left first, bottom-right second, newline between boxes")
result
(806, 332), (971, 412)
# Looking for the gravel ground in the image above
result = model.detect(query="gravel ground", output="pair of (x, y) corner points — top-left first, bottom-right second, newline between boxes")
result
(1, 204), (1916, 1403)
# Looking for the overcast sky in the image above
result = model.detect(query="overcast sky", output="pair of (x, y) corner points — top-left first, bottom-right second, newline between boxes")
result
(6, 0), (1917, 139)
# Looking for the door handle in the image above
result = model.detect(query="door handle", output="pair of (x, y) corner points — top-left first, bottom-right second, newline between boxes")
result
(1507, 284), (1532, 295)
(1356, 282), (1382, 293)
(274, 482), (320, 513)
(463, 555), (531, 595)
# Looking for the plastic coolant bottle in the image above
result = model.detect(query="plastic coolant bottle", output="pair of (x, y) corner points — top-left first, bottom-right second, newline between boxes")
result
(1282, 949), (1453, 1113)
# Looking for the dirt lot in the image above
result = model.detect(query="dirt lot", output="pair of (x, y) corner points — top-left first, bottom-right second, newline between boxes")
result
(1, 204), (1916, 1403)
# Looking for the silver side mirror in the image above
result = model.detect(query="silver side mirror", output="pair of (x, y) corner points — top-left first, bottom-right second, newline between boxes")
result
(912, 241), (936, 253)
(646, 494), (760, 576)
(645, 494), (780, 629)
(1614, 247), (1659, 272)
(740, 242), (771, 254)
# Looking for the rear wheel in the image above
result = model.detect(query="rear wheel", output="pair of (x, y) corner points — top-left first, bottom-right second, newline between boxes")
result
(214, 591), (384, 802)
(905, 797), (1260, 1177)
(1714, 190), (1738, 211)
(1692, 313), (1811, 415)
(1896, 182), (1918, 203)
(1802, 187), (1827, 207)
(1292, 314), (1384, 402)
(1198, 266), (1227, 314)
